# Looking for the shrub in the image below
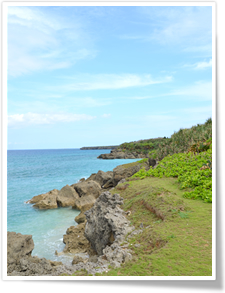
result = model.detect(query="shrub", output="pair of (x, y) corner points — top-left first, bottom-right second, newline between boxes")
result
(133, 149), (212, 203)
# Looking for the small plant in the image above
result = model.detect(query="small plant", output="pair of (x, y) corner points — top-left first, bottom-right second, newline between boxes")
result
(178, 211), (189, 219)
(167, 234), (176, 239)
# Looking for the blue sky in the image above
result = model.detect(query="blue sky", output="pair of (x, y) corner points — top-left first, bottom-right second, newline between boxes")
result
(6, 4), (213, 150)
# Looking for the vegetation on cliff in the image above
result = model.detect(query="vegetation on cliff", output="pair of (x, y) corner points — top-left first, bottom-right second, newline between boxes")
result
(97, 177), (212, 276)
(133, 147), (212, 203)
(118, 118), (212, 160)
(65, 118), (213, 277)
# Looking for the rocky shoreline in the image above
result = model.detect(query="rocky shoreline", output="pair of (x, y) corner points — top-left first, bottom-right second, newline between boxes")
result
(97, 148), (147, 160)
(7, 158), (157, 276)
(80, 146), (118, 150)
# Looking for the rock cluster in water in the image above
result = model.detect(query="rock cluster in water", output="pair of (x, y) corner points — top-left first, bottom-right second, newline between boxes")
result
(8, 159), (156, 276)
(7, 232), (76, 276)
(26, 160), (150, 211)
(98, 148), (146, 159)
(7, 192), (136, 276)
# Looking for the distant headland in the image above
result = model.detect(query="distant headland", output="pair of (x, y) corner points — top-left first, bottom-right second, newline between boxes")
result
(80, 145), (118, 150)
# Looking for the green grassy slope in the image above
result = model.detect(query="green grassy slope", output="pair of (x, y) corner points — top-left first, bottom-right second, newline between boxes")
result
(97, 177), (212, 276)
(70, 119), (213, 276)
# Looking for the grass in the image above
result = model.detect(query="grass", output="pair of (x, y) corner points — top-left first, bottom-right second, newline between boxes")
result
(69, 119), (212, 277)
(93, 177), (212, 276)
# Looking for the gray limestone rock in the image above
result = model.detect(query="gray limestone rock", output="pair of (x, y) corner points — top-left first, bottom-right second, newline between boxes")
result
(84, 191), (134, 256)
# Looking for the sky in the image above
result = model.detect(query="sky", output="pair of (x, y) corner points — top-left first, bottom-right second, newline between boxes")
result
(6, 4), (213, 150)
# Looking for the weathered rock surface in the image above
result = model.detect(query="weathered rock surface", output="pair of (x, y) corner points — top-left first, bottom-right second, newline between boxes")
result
(72, 194), (96, 212)
(84, 191), (134, 256)
(75, 212), (86, 224)
(72, 255), (86, 265)
(102, 243), (132, 268)
(112, 163), (144, 186)
(91, 170), (113, 187)
(56, 185), (79, 207)
(7, 231), (34, 266)
(63, 222), (95, 255)
(27, 185), (79, 209)
(98, 148), (145, 160)
(7, 232), (76, 276)
(80, 146), (118, 150)
(28, 189), (59, 209)
(72, 180), (101, 199)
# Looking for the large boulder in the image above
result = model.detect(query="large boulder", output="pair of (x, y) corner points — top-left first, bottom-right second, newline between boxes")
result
(72, 180), (101, 199)
(7, 231), (75, 276)
(27, 189), (59, 206)
(112, 163), (143, 186)
(72, 194), (96, 212)
(84, 191), (134, 256)
(56, 185), (79, 207)
(7, 232), (34, 268)
(27, 184), (80, 209)
(32, 189), (58, 209)
(92, 170), (113, 187)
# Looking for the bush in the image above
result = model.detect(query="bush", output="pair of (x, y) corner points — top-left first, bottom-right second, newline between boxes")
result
(133, 149), (212, 202)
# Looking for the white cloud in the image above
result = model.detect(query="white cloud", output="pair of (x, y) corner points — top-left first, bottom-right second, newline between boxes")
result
(124, 81), (212, 102)
(183, 59), (212, 70)
(170, 81), (212, 101)
(121, 6), (212, 52)
(52, 73), (173, 91)
(101, 114), (111, 118)
(7, 6), (95, 77)
(8, 112), (96, 127)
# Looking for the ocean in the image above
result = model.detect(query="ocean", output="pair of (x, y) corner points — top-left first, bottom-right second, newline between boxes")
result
(7, 148), (140, 265)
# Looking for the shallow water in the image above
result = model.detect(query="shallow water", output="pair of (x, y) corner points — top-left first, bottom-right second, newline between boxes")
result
(7, 148), (140, 264)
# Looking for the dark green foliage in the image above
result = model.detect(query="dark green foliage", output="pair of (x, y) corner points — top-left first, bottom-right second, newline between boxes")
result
(133, 149), (212, 203)
(118, 118), (212, 161)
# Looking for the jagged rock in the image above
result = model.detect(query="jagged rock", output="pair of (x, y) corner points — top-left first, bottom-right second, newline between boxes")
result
(72, 180), (101, 199)
(112, 163), (144, 186)
(27, 189), (59, 209)
(56, 185), (79, 207)
(27, 185), (79, 209)
(63, 223), (93, 254)
(85, 173), (97, 181)
(98, 149), (145, 160)
(84, 191), (134, 255)
(102, 179), (114, 189)
(75, 212), (86, 224)
(92, 170), (113, 187)
(72, 256), (86, 265)
(7, 232), (34, 268)
(102, 244), (132, 268)
(7, 231), (76, 276)
(87, 255), (98, 263)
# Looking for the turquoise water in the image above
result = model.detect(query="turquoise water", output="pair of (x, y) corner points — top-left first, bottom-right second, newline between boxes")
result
(7, 149), (140, 264)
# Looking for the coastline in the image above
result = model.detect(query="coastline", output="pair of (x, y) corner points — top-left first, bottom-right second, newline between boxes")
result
(7, 143), (212, 277)
(7, 153), (148, 276)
